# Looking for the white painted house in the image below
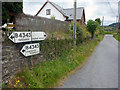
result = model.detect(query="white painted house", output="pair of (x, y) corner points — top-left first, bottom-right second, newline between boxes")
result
(35, 0), (85, 25)
(35, 1), (67, 21)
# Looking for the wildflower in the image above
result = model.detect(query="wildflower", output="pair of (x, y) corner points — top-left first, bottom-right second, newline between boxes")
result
(17, 80), (20, 83)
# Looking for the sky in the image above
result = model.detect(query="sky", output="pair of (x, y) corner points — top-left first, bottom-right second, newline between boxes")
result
(23, 0), (119, 26)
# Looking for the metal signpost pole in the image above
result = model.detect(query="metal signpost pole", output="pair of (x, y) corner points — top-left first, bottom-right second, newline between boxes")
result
(30, 29), (33, 68)
(28, 28), (33, 68)
(73, 0), (77, 48)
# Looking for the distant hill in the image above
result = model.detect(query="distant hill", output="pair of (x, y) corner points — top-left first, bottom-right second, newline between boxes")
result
(108, 23), (118, 27)
(104, 23), (118, 31)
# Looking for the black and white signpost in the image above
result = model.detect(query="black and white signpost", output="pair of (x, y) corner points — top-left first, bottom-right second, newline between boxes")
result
(20, 43), (40, 57)
(9, 31), (47, 43)
(8, 31), (47, 57)
(9, 32), (31, 43)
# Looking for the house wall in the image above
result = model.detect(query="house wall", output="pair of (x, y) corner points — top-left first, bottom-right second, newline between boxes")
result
(66, 19), (85, 26)
(81, 13), (85, 25)
(37, 2), (66, 21)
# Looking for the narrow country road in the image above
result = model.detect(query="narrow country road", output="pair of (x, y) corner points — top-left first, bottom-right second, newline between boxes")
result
(59, 35), (118, 88)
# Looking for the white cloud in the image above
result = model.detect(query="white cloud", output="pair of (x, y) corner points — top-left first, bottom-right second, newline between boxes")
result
(23, 2), (42, 16)
(23, 0), (119, 25)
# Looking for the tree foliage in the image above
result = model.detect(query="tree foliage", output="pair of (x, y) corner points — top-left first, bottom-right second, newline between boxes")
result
(76, 23), (83, 43)
(70, 22), (83, 43)
(87, 20), (97, 38)
(2, 2), (23, 24)
(95, 18), (101, 26)
(95, 18), (104, 35)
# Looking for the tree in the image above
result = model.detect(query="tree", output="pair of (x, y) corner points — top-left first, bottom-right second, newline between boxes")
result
(95, 18), (101, 26)
(95, 18), (104, 35)
(2, 2), (23, 24)
(87, 20), (97, 39)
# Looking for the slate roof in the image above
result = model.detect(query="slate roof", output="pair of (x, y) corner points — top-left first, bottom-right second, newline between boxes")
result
(50, 1), (67, 16)
(50, 1), (84, 19)
(36, 1), (85, 20)
(63, 7), (84, 20)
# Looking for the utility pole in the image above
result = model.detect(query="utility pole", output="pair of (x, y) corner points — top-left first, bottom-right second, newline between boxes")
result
(73, 0), (77, 47)
(102, 16), (104, 30)
(116, 16), (118, 34)
(118, 1), (120, 32)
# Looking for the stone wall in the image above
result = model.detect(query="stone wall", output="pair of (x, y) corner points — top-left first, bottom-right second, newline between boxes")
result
(15, 13), (69, 39)
(2, 37), (73, 83)
(2, 14), (72, 83)
(2, 39), (44, 83)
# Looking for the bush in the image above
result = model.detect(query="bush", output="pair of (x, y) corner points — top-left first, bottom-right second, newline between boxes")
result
(68, 24), (73, 34)
(51, 16), (55, 20)
(87, 20), (97, 39)
(70, 22), (84, 44)
(99, 28), (104, 35)
(70, 22), (73, 30)
(113, 33), (117, 37)
(76, 23), (83, 44)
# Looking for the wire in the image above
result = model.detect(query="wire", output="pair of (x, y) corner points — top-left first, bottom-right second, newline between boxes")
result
(107, 0), (117, 16)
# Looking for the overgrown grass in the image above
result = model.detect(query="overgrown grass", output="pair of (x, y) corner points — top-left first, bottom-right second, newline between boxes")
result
(104, 30), (120, 42)
(7, 35), (104, 88)
(104, 30), (116, 34)
(113, 33), (120, 42)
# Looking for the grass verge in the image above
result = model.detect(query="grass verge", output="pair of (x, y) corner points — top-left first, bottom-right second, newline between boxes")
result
(104, 31), (116, 34)
(113, 33), (120, 42)
(6, 35), (104, 88)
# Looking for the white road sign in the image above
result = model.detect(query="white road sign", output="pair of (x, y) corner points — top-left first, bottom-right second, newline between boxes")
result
(9, 32), (31, 43)
(32, 32), (47, 41)
(20, 43), (40, 57)
(9, 31), (47, 43)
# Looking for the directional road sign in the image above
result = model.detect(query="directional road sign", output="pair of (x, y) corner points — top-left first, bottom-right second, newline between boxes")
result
(20, 43), (40, 57)
(9, 32), (31, 43)
(7, 23), (14, 29)
(32, 32), (47, 41)
(9, 31), (47, 43)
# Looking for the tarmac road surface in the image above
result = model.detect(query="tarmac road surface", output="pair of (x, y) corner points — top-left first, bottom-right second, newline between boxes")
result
(60, 35), (118, 88)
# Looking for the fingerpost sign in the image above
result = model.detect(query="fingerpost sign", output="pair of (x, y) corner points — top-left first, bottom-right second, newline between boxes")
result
(20, 43), (40, 57)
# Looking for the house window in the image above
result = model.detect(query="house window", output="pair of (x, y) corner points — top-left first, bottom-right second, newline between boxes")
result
(46, 9), (51, 15)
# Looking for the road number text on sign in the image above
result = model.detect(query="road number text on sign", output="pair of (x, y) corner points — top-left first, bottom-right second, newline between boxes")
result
(9, 31), (47, 43)
(20, 43), (40, 57)
(9, 32), (31, 43)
